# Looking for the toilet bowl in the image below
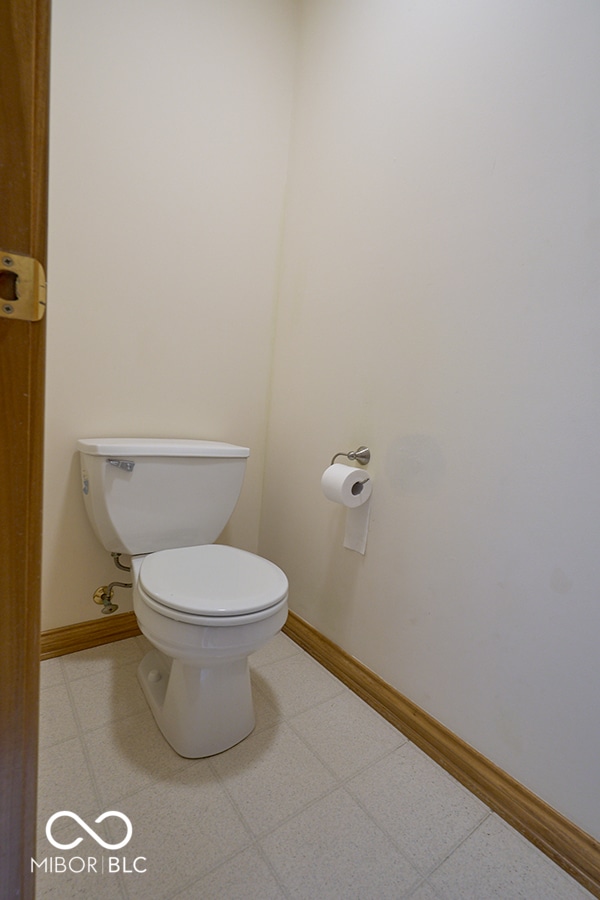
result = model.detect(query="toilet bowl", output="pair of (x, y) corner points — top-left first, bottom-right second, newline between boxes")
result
(131, 545), (288, 757)
(77, 437), (289, 758)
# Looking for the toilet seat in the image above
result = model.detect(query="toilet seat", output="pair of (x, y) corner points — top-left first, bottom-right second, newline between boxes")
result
(137, 544), (288, 626)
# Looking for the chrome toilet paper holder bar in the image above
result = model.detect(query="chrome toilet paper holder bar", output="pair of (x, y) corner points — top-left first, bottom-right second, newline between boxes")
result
(330, 445), (371, 466)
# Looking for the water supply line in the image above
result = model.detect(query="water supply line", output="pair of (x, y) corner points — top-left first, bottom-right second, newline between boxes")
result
(111, 552), (131, 572)
(92, 553), (132, 614)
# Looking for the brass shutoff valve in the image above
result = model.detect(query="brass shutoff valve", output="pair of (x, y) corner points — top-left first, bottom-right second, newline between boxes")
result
(93, 586), (119, 614)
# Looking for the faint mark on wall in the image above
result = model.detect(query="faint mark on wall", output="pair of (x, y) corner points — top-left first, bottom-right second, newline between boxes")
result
(550, 567), (573, 595)
(385, 434), (445, 495)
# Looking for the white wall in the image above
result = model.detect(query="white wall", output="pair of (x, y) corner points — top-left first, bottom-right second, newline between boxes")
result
(259, 0), (600, 840)
(43, 0), (297, 628)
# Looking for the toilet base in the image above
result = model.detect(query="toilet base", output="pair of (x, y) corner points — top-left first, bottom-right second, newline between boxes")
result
(138, 649), (255, 758)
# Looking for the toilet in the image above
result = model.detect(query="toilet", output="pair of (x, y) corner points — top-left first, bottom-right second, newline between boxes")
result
(77, 438), (288, 758)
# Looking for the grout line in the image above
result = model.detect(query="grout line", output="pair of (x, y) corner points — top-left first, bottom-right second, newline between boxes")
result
(340, 742), (491, 881)
(205, 721), (345, 843)
(161, 839), (293, 900)
(284, 709), (406, 784)
(254, 841), (295, 900)
(424, 810), (494, 881)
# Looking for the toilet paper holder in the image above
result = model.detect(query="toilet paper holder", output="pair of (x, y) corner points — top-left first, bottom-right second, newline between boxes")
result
(330, 445), (371, 466)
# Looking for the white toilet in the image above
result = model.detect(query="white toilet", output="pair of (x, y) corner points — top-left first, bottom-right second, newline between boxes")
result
(77, 438), (288, 758)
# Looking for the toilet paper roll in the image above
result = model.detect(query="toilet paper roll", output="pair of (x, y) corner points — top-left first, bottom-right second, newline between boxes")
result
(321, 463), (372, 508)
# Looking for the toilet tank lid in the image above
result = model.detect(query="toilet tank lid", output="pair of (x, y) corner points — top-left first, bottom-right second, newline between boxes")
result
(77, 438), (250, 458)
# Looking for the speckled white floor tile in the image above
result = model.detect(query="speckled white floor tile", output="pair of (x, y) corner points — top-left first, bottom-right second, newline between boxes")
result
(34, 857), (128, 899)
(406, 881), (443, 900)
(60, 638), (143, 681)
(429, 814), (594, 899)
(261, 787), (421, 899)
(250, 631), (302, 669)
(133, 634), (153, 658)
(37, 639), (592, 900)
(39, 656), (65, 690)
(347, 742), (489, 873)
(115, 762), (251, 900)
(175, 846), (286, 899)
(38, 683), (79, 748)
(83, 708), (195, 806)
(37, 736), (99, 824)
(249, 671), (283, 734)
(210, 722), (337, 836)
(289, 690), (406, 778)
(252, 652), (345, 718)
(67, 660), (148, 732)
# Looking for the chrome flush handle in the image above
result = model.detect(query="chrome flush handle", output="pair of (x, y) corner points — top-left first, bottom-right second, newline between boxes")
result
(107, 458), (135, 472)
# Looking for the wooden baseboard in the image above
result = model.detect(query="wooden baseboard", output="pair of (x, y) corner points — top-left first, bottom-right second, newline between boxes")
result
(40, 611), (141, 660)
(283, 611), (600, 898)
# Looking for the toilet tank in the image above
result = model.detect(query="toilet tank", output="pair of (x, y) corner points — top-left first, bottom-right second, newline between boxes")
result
(77, 438), (249, 556)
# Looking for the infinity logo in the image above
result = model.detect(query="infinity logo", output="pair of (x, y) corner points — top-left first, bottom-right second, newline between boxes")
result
(46, 811), (133, 850)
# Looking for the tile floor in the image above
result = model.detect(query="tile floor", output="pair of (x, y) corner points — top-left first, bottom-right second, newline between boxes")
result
(37, 632), (593, 899)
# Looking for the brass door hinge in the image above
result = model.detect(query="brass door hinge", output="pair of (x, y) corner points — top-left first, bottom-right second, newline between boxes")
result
(0, 251), (46, 321)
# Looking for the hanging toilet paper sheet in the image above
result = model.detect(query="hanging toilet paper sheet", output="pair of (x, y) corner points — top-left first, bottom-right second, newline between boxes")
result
(343, 498), (371, 554)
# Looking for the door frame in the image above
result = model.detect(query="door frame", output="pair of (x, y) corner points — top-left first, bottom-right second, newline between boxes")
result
(0, 1), (50, 896)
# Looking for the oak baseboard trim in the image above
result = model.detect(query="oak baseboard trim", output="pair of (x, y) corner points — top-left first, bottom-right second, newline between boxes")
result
(283, 610), (600, 898)
(40, 611), (141, 660)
